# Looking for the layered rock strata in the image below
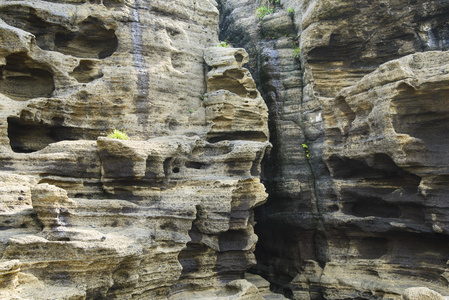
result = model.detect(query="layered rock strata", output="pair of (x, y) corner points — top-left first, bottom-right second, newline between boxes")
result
(217, 0), (449, 299)
(0, 1), (276, 298)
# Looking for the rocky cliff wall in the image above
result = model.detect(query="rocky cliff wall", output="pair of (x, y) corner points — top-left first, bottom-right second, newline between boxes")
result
(0, 1), (281, 299)
(218, 0), (449, 299)
(1, 0), (449, 299)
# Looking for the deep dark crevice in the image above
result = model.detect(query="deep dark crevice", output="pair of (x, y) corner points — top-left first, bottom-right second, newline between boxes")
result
(0, 53), (55, 101)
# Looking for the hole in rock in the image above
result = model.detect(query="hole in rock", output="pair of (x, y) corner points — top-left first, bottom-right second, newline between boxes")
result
(327, 154), (421, 191)
(172, 167), (180, 173)
(0, 53), (55, 101)
(185, 161), (209, 170)
(341, 196), (401, 218)
(8, 117), (57, 153)
(7, 116), (96, 153)
(178, 242), (202, 274)
(249, 91), (258, 98)
(307, 32), (365, 62)
(57, 237), (70, 241)
(54, 17), (118, 59)
(103, 0), (125, 8)
(172, 240), (211, 295)
(162, 157), (174, 177)
(234, 53), (244, 63)
(208, 73), (257, 99)
(70, 60), (103, 83)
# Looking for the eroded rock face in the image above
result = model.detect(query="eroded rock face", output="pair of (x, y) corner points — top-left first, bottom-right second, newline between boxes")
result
(0, 1), (274, 299)
(217, 0), (449, 299)
(0, 0), (219, 153)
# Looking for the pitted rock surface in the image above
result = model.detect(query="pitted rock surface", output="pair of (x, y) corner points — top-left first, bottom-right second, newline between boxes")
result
(0, 1), (274, 298)
(217, 0), (449, 299)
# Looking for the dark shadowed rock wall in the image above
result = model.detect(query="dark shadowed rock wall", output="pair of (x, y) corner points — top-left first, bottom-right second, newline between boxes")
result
(217, 0), (449, 299)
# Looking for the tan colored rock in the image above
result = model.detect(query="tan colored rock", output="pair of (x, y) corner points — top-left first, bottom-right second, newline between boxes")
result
(0, 1), (270, 298)
(0, 260), (20, 289)
(204, 47), (269, 142)
(204, 47), (249, 68)
(403, 287), (445, 300)
(31, 183), (76, 231)
(245, 273), (289, 300)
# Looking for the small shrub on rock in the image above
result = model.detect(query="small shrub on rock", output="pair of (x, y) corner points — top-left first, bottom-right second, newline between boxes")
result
(107, 129), (129, 140)
(256, 6), (274, 19)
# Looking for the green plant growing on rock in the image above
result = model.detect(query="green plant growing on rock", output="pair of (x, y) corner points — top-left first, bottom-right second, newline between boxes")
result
(217, 38), (229, 47)
(292, 46), (300, 60)
(256, 6), (274, 19)
(107, 129), (129, 140)
(288, 7), (294, 14)
(302, 143), (309, 158)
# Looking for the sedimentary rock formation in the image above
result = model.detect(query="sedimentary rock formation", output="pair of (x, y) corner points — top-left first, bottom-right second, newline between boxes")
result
(2, 0), (449, 299)
(0, 0), (279, 298)
(218, 0), (449, 299)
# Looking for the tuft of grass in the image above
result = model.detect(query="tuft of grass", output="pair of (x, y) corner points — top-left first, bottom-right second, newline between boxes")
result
(107, 129), (129, 140)
(256, 6), (274, 19)
(292, 46), (300, 59)
(217, 38), (229, 47)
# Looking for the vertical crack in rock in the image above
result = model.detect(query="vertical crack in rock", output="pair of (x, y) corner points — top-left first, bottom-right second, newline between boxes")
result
(132, 0), (150, 129)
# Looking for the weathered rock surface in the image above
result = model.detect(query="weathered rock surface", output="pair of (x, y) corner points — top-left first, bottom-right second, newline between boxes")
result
(2, 0), (449, 299)
(0, 0), (278, 298)
(217, 0), (449, 299)
(402, 287), (445, 300)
